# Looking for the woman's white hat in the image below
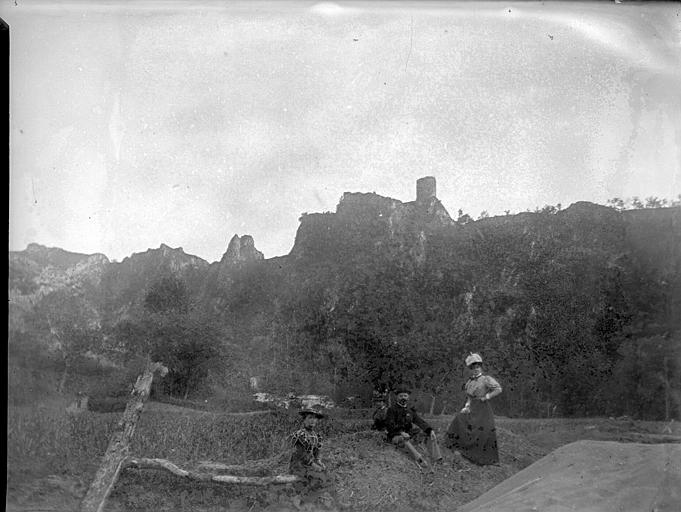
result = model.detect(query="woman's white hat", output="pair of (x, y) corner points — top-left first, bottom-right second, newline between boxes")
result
(465, 353), (483, 367)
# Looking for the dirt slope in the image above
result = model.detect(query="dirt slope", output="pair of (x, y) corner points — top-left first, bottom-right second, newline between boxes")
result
(458, 441), (681, 512)
(101, 426), (545, 512)
(324, 427), (543, 512)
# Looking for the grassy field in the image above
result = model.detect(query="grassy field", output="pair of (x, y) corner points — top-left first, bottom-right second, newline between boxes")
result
(7, 401), (372, 511)
(7, 401), (680, 512)
(7, 403), (367, 475)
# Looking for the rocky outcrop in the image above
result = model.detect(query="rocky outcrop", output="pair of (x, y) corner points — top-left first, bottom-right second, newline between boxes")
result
(22, 243), (99, 271)
(474, 203), (681, 272)
(9, 244), (110, 294)
(10, 181), (680, 372)
(99, 244), (209, 318)
(9, 247), (111, 336)
(290, 178), (454, 263)
(196, 235), (267, 317)
(220, 235), (265, 265)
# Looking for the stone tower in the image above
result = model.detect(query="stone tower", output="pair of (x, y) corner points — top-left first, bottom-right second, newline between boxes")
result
(416, 176), (437, 203)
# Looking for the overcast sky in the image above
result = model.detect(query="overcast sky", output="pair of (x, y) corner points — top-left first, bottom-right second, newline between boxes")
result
(5, 1), (681, 262)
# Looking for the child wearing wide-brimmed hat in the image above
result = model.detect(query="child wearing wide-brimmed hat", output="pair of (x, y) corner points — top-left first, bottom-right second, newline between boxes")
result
(289, 407), (326, 477)
(288, 406), (337, 508)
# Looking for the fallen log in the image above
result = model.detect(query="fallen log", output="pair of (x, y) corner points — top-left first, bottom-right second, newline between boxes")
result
(124, 457), (303, 485)
(80, 361), (168, 512)
(196, 452), (288, 475)
(197, 461), (249, 472)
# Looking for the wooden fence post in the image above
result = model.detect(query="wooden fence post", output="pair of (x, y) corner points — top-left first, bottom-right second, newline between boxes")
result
(80, 361), (168, 512)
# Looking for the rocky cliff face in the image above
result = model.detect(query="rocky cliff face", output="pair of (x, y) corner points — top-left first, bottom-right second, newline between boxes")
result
(197, 235), (267, 317)
(9, 180), (680, 386)
(98, 244), (209, 319)
(220, 235), (265, 265)
(9, 244), (110, 294)
(22, 243), (101, 270)
(622, 206), (681, 273)
(290, 190), (454, 264)
(474, 203), (681, 271)
(9, 246), (111, 334)
(9, 234), (270, 328)
(10, 202), (678, 318)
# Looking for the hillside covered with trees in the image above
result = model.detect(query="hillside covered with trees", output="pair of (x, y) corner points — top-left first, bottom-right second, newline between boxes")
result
(8, 185), (681, 420)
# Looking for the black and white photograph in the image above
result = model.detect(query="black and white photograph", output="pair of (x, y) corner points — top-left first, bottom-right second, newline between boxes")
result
(5, 1), (681, 511)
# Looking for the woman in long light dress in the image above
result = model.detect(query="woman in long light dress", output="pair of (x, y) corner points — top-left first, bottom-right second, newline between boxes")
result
(445, 353), (502, 465)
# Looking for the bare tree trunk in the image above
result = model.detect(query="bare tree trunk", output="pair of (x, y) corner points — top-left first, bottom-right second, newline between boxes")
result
(429, 394), (436, 416)
(80, 361), (167, 512)
(125, 458), (303, 485)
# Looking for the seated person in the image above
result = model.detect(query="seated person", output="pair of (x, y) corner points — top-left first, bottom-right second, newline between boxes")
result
(383, 386), (443, 465)
(289, 407), (336, 507)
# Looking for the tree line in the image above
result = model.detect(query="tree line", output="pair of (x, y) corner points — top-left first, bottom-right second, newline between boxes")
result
(240, 204), (680, 420)
(9, 201), (680, 420)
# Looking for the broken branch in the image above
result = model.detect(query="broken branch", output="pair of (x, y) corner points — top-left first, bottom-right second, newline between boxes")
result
(125, 457), (303, 486)
(80, 361), (168, 512)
